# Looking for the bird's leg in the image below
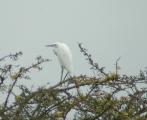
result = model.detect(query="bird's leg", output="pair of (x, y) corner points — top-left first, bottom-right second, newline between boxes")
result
(60, 67), (64, 83)
(63, 72), (69, 81)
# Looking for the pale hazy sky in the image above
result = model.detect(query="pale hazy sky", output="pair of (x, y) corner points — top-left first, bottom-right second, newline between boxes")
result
(0, 0), (147, 87)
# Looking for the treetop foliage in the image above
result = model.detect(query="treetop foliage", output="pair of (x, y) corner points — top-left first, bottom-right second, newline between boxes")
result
(0, 44), (147, 120)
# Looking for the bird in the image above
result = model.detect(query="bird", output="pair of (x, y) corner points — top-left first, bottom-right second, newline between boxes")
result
(46, 42), (73, 82)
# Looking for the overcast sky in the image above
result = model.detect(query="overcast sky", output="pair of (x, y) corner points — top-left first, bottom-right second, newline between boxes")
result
(0, 0), (147, 88)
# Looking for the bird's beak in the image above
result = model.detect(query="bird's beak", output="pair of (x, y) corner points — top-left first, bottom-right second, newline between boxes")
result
(46, 44), (56, 47)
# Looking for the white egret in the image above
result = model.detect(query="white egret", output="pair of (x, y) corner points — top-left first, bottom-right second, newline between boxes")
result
(46, 42), (73, 82)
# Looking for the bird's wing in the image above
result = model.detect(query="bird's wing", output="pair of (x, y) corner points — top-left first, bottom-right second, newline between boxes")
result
(57, 45), (73, 73)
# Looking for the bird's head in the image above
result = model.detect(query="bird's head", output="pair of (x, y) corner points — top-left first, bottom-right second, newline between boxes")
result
(46, 42), (64, 56)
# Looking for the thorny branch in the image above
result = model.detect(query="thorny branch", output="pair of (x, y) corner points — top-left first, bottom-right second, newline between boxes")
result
(2, 55), (50, 107)
(78, 43), (108, 76)
(0, 45), (147, 120)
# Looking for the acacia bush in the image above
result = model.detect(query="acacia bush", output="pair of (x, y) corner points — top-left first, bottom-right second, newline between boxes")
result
(0, 44), (147, 120)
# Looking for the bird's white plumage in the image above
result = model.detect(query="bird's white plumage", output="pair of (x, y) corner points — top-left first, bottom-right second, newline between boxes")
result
(53, 42), (73, 73)
(46, 42), (73, 73)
